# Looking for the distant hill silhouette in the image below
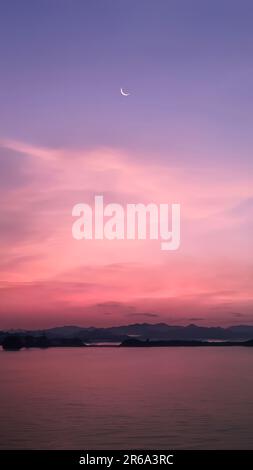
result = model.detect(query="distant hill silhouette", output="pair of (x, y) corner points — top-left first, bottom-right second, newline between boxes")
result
(1, 322), (253, 344)
(2, 335), (23, 350)
(2, 329), (253, 351)
(1, 334), (86, 350)
(120, 338), (253, 347)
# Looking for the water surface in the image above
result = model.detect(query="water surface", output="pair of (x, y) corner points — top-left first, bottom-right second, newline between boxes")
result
(0, 347), (253, 449)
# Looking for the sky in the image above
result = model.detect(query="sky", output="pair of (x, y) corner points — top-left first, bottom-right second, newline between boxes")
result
(0, 0), (253, 328)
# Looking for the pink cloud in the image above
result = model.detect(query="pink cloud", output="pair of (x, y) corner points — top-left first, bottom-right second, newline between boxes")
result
(0, 139), (252, 327)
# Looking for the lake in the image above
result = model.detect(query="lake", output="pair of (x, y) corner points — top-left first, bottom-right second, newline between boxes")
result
(0, 347), (253, 449)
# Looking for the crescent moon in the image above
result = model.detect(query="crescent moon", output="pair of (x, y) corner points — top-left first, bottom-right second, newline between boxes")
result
(120, 88), (130, 97)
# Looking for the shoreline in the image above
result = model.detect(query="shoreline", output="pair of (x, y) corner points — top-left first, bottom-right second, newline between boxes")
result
(2, 338), (253, 351)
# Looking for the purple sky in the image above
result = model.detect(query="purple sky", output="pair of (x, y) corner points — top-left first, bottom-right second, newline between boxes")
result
(1, 0), (253, 163)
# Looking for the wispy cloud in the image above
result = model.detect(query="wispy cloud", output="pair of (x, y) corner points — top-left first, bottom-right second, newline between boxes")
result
(1, 139), (253, 327)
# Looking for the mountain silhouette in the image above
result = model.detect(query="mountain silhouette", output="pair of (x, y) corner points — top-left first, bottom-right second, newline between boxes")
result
(2, 322), (253, 345)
